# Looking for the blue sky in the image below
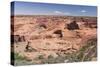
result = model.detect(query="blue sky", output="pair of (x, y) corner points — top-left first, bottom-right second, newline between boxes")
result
(11, 1), (97, 16)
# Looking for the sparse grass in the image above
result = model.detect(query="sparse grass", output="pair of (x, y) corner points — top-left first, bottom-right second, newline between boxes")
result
(11, 52), (33, 65)
(40, 37), (97, 64)
(12, 37), (97, 65)
(40, 54), (57, 64)
(64, 37), (97, 62)
(11, 52), (26, 61)
(38, 55), (44, 59)
(14, 53), (26, 60)
(48, 55), (54, 59)
(76, 38), (97, 61)
(40, 54), (66, 64)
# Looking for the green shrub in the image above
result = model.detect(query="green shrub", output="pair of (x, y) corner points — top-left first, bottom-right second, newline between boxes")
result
(48, 55), (54, 59)
(38, 55), (44, 59)
(14, 53), (26, 61)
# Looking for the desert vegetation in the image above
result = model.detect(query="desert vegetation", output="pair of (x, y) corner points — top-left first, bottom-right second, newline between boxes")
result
(11, 15), (97, 65)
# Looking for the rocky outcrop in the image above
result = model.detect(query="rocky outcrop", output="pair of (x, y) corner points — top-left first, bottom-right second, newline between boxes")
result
(11, 35), (26, 44)
(53, 30), (63, 38)
(66, 21), (79, 30)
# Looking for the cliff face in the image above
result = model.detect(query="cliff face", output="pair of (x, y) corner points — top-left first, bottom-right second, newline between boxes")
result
(11, 15), (97, 65)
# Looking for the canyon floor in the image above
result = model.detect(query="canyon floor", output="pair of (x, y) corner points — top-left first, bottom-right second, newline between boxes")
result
(11, 15), (97, 65)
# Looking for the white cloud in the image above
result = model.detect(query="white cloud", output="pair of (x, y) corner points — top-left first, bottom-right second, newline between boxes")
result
(54, 10), (71, 15)
(81, 10), (87, 13)
(54, 11), (63, 14)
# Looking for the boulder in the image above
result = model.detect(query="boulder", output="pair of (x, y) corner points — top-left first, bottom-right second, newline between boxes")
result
(66, 21), (79, 30)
